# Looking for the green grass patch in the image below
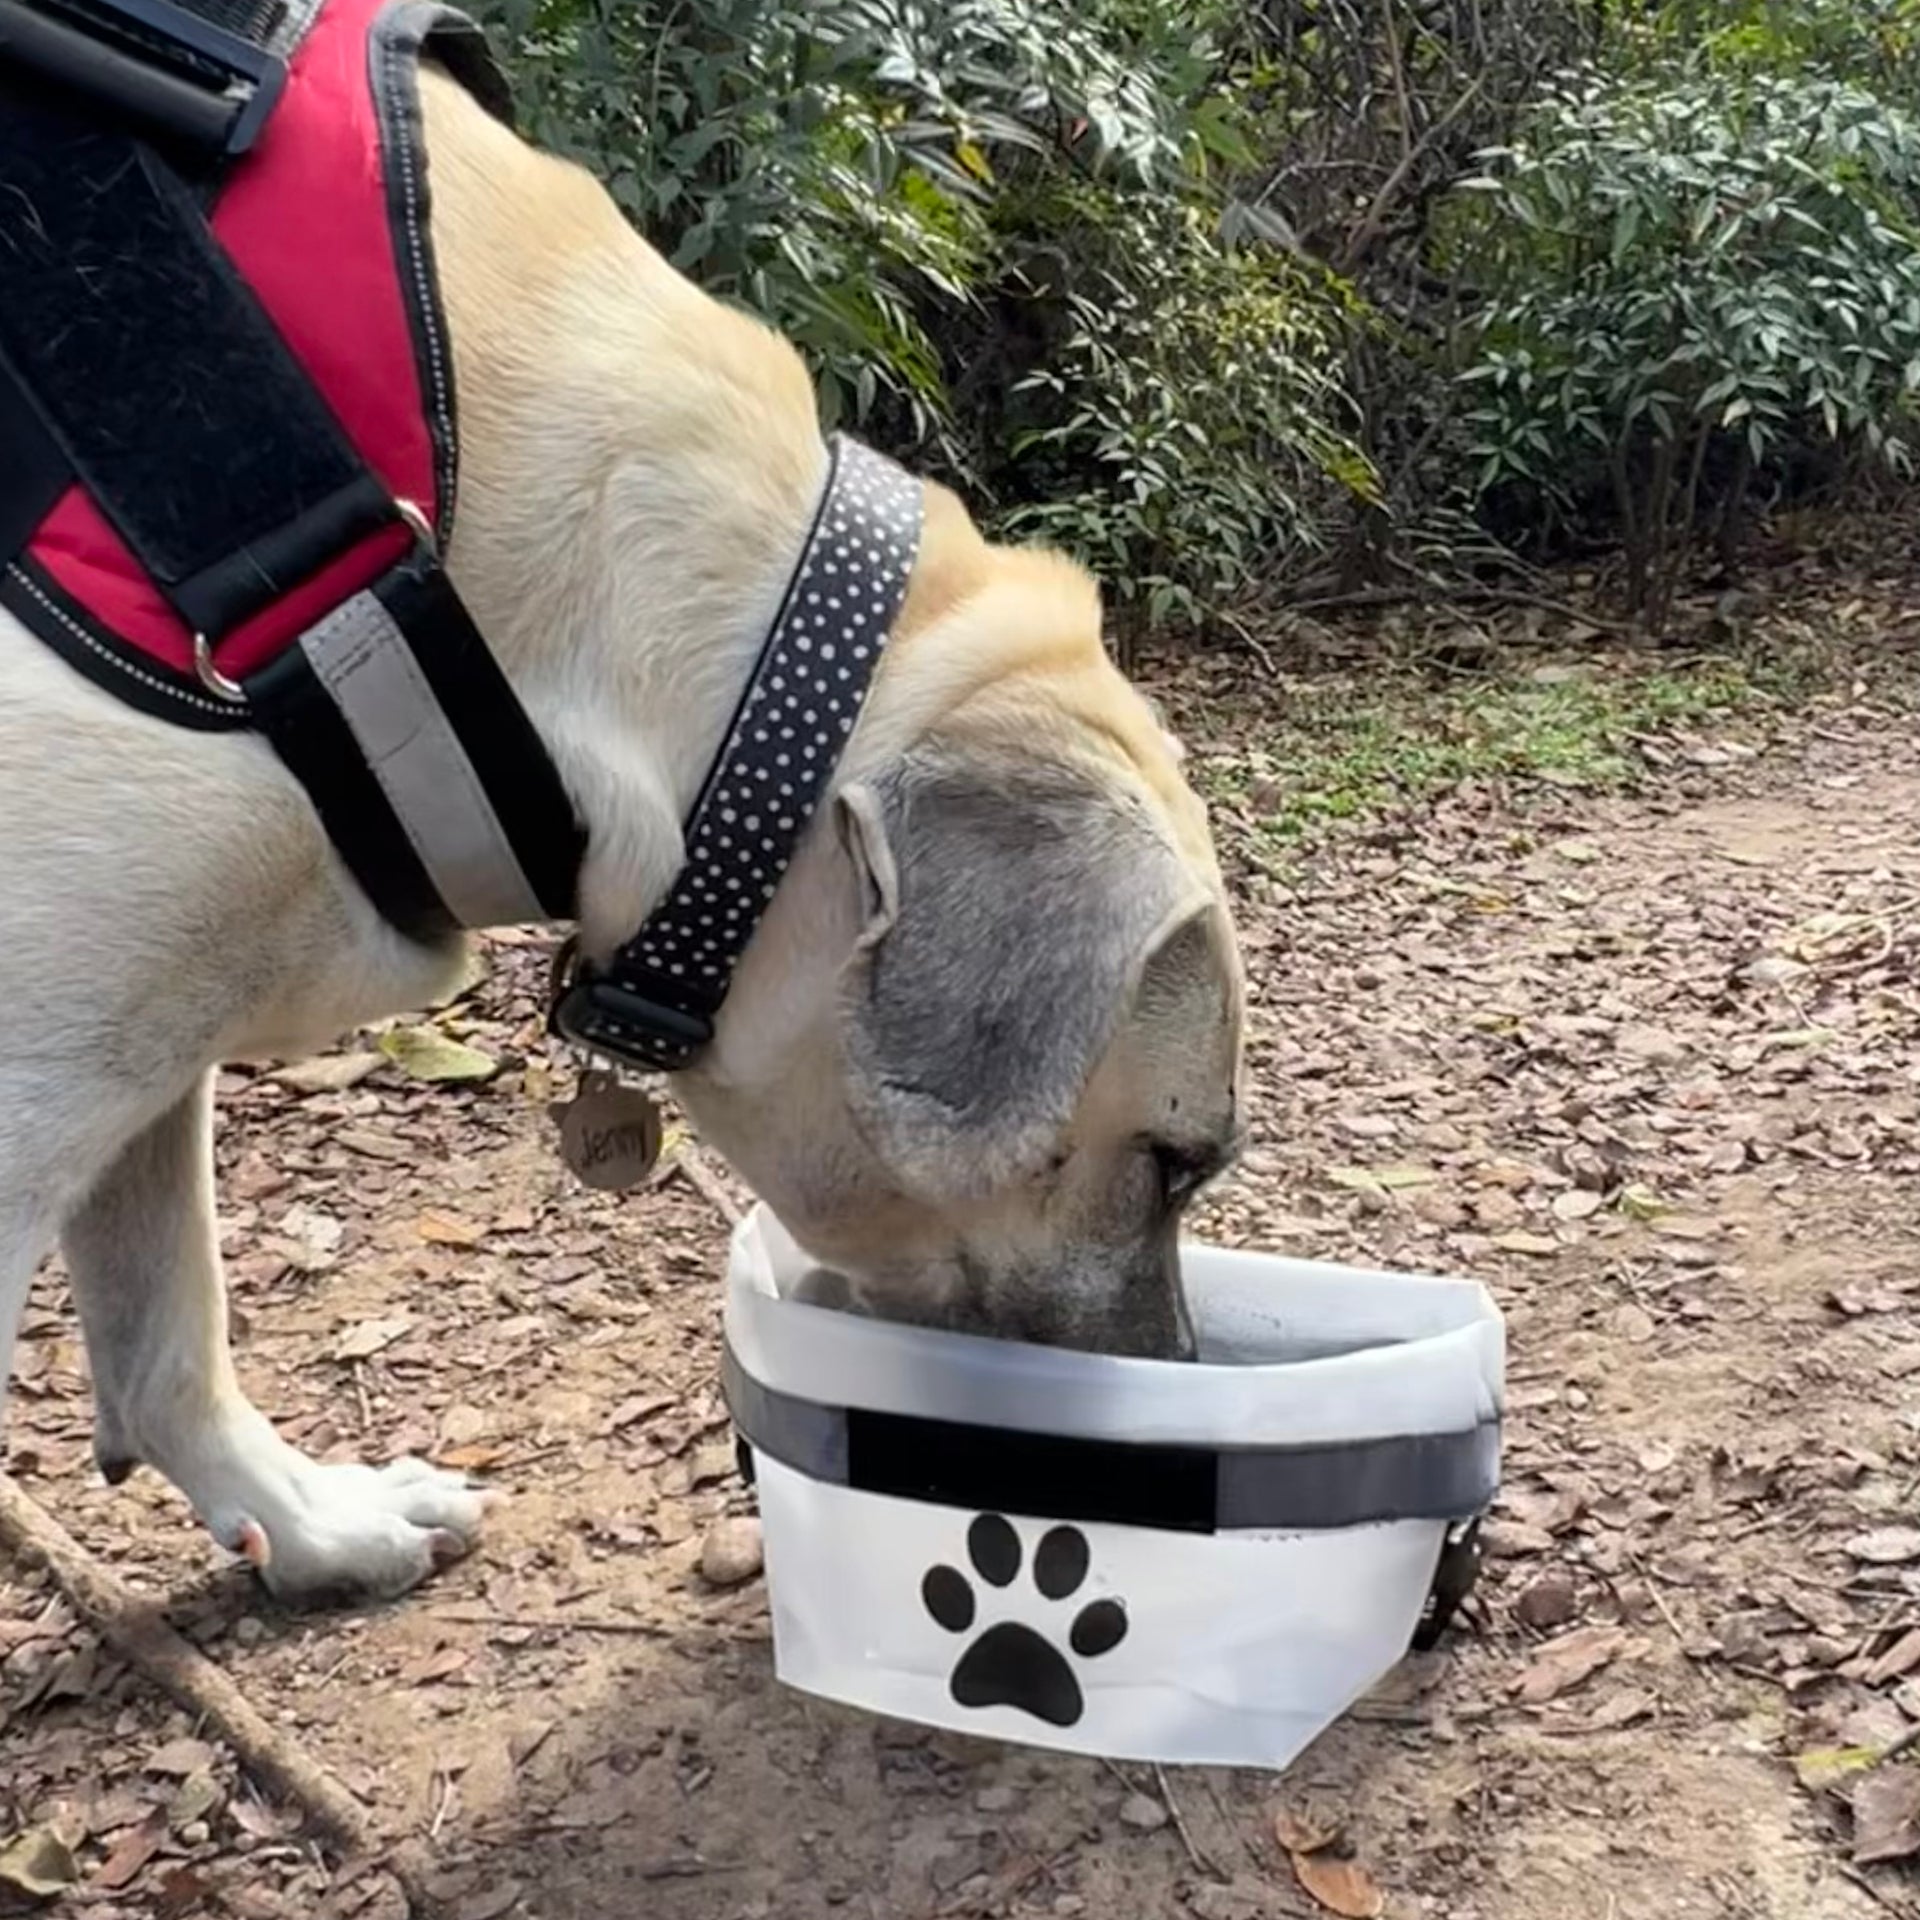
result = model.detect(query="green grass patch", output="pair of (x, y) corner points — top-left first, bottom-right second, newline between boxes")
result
(1193, 651), (1815, 855)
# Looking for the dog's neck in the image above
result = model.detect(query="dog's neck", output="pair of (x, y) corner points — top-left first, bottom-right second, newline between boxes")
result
(417, 68), (832, 959)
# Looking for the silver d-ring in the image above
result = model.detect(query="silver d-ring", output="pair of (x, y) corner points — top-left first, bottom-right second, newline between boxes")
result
(394, 496), (439, 556)
(191, 632), (247, 704)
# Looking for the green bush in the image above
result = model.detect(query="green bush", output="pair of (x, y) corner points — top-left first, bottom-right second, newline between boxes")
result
(991, 186), (1375, 627)
(468, 0), (1920, 639)
(1449, 68), (1920, 624)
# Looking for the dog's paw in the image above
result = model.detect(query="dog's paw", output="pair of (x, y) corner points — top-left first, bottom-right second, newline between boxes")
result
(222, 1455), (492, 1607)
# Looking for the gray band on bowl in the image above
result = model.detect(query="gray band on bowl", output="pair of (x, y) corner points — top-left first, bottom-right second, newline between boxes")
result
(725, 1346), (1499, 1534)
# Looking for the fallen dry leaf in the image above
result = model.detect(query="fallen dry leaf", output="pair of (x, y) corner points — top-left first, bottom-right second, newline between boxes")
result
(144, 1737), (217, 1778)
(169, 1770), (222, 1827)
(1611, 1303), (1657, 1343)
(1617, 1024), (1688, 1064)
(607, 1393), (676, 1433)
(92, 1815), (165, 1891)
(334, 1316), (413, 1363)
(440, 1403), (491, 1446)
(338, 1126), (409, 1162)
(1866, 1628), (1920, 1686)
(0, 1827), (78, 1902)
(438, 1443), (509, 1472)
(1273, 1809), (1338, 1855)
(1492, 1231), (1561, 1257)
(416, 1210), (488, 1248)
(454, 1889), (524, 1920)
(1290, 1850), (1385, 1919)
(154, 1865), (211, 1920)
(400, 1646), (472, 1686)
(378, 1024), (498, 1084)
(1515, 1625), (1629, 1704)
(1853, 1767), (1920, 1865)
(1796, 1746), (1880, 1793)
(1590, 1688), (1657, 1730)
(272, 1052), (383, 1094)
(1327, 1164), (1434, 1194)
(1616, 1183), (1665, 1221)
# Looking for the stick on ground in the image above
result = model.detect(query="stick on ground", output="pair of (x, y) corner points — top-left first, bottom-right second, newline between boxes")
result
(0, 1474), (375, 1856)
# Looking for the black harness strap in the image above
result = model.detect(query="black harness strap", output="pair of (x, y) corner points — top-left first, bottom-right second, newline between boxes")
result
(0, 353), (70, 567)
(246, 553), (583, 939)
(0, 0), (292, 158)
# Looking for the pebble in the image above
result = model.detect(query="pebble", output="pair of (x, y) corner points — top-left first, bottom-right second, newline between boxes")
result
(699, 1516), (765, 1588)
(974, 1784), (1019, 1814)
(1119, 1792), (1169, 1833)
(1513, 1571), (1579, 1631)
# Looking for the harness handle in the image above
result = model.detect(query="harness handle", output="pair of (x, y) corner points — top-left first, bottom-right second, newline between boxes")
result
(0, 0), (286, 160)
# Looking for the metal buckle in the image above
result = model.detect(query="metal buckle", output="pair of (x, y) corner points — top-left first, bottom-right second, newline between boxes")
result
(0, 0), (290, 159)
(191, 494), (435, 704)
(547, 939), (716, 1072)
(1409, 1516), (1484, 1653)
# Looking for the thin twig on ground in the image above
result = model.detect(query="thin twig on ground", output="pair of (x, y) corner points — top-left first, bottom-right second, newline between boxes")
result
(1214, 609), (1278, 676)
(1153, 1764), (1226, 1881)
(0, 1475), (378, 1859)
(1840, 1862), (1920, 1918)
(1625, 1550), (1693, 1650)
(431, 1605), (671, 1638)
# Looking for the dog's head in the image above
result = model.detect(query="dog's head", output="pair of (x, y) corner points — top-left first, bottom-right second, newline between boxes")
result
(674, 535), (1245, 1360)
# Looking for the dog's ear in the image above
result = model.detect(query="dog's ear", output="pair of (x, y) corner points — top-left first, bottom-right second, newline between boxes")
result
(834, 746), (1211, 1200)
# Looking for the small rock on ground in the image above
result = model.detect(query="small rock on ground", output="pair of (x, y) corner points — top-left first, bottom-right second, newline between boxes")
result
(700, 1516), (765, 1588)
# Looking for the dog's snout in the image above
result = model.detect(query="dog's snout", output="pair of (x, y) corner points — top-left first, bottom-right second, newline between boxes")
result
(938, 1248), (1194, 1360)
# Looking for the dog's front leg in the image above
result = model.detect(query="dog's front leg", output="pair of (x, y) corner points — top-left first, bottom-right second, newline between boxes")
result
(64, 1072), (488, 1604)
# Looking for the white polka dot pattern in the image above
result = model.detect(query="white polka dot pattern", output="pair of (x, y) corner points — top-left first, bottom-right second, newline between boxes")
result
(572, 435), (923, 1070)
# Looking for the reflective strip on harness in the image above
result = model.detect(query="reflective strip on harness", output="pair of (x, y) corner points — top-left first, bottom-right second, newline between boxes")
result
(299, 590), (546, 929)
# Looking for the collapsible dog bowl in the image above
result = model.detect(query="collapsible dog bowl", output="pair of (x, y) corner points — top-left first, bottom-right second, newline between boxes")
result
(722, 1206), (1505, 1771)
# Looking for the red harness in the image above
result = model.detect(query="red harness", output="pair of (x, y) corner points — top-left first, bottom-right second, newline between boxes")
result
(1, 0), (581, 941)
(9, 0), (487, 712)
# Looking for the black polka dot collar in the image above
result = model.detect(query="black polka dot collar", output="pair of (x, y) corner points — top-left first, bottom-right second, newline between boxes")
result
(550, 434), (924, 1071)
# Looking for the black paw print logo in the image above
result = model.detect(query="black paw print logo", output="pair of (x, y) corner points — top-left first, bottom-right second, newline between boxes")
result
(921, 1514), (1128, 1728)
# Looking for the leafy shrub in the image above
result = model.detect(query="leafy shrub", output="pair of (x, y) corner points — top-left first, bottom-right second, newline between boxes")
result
(1449, 68), (1920, 622)
(991, 187), (1375, 627)
(471, 0), (1920, 639)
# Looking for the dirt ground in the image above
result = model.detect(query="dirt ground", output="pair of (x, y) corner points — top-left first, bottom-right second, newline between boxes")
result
(7, 599), (1920, 1920)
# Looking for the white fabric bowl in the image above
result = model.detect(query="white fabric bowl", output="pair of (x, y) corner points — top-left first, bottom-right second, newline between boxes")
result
(723, 1205), (1505, 1770)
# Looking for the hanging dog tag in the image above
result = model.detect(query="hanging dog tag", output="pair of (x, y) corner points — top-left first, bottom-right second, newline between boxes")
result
(553, 1070), (662, 1191)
